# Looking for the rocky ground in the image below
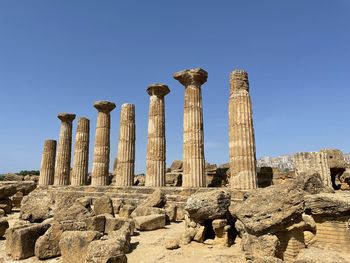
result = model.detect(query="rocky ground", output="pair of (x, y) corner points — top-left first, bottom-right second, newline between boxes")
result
(0, 211), (245, 263)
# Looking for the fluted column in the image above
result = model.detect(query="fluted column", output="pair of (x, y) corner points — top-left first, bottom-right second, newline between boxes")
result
(114, 103), (136, 186)
(173, 68), (207, 187)
(145, 84), (170, 187)
(91, 101), (116, 186)
(229, 70), (257, 189)
(39, 139), (57, 185)
(71, 117), (90, 186)
(54, 113), (76, 186)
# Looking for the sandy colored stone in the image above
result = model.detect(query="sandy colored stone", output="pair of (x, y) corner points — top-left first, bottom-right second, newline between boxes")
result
(0, 185), (16, 199)
(0, 218), (9, 237)
(39, 140), (56, 186)
(91, 100), (116, 186)
(134, 214), (166, 231)
(165, 238), (180, 250)
(114, 103), (136, 186)
(59, 230), (102, 263)
(84, 215), (106, 232)
(173, 68), (207, 187)
(145, 84), (170, 187)
(0, 198), (12, 214)
(54, 113), (76, 186)
(138, 189), (166, 208)
(229, 70), (257, 189)
(71, 117), (90, 186)
(94, 195), (114, 216)
(119, 205), (135, 219)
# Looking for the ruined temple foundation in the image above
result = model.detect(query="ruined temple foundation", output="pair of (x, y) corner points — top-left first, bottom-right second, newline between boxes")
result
(91, 101), (116, 186)
(173, 68), (207, 187)
(229, 70), (257, 190)
(294, 152), (332, 187)
(145, 84), (170, 187)
(39, 139), (57, 185)
(54, 113), (76, 186)
(114, 103), (136, 186)
(71, 117), (90, 186)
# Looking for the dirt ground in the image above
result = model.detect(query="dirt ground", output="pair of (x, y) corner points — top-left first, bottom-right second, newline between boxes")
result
(0, 212), (246, 263)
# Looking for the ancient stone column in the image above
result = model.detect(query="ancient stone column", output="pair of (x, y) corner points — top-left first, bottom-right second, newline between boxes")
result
(71, 117), (90, 186)
(294, 152), (332, 187)
(173, 68), (207, 187)
(145, 84), (170, 187)
(39, 139), (57, 185)
(91, 101), (116, 186)
(114, 103), (136, 186)
(229, 70), (257, 189)
(54, 113), (76, 186)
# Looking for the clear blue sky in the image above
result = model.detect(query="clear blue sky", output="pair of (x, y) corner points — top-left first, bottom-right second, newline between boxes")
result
(0, 1), (349, 173)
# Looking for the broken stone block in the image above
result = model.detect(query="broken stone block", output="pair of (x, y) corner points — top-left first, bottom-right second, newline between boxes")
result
(0, 218), (9, 237)
(0, 198), (12, 214)
(84, 214), (106, 232)
(104, 217), (134, 235)
(119, 204), (135, 218)
(94, 195), (114, 216)
(131, 206), (165, 218)
(193, 226), (206, 243)
(5, 223), (50, 260)
(165, 239), (180, 250)
(59, 231), (102, 263)
(138, 189), (166, 208)
(54, 203), (94, 222)
(0, 208), (5, 217)
(134, 214), (166, 231)
(0, 185), (17, 199)
(212, 219), (230, 247)
(34, 220), (87, 259)
(86, 239), (127, 263)
(165, 204), (177, 223)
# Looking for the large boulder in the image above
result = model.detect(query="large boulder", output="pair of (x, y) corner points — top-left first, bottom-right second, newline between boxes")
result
(231, 179), (306, 235)
(134, 214), (166, 231)
(5, 223), (50, 260)
(59, 231), (102, 263)
(185, 190), (231, 223)
(0, 185), (17, 199)
(35, 220), (87, 259)
(304, 192), (350, 216)
(138, 189), (166, 208)
(93, 195), (114, 216)
(0, 218), (9, 237)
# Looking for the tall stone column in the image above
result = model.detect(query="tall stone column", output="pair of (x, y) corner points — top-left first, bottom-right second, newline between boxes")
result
(39, 139), (57, 185)
(54, 113), (76, 186)
(91, 101), (116, 186)
(71, 117), (90, 186)
(173, 68), (207, 187)
(145, 84), (170, 187)
(229, 70), (257, 189)
(114, 103), (136, 186)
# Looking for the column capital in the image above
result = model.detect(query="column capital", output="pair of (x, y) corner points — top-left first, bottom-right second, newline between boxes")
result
(94, 100), (116, 113)
(173, 68), (208, 87)
(57, 113), (76, 122)
(147, 83), (170, 97)
(230, 69), (249, 91)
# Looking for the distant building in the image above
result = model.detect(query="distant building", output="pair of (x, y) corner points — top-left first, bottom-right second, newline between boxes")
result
(257, 154), (294, 171)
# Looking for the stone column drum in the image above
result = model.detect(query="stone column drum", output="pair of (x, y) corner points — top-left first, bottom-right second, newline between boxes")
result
(173, 68), (208, 187)
(229, 70), (257, 189)
(145, 84), (170, 187)
(114, 103), (136, 186)
(71, 117), (90, 186)
(91, 101), (116, 186)
(54, 113), (76, 186)
(39, 139), (57, 185)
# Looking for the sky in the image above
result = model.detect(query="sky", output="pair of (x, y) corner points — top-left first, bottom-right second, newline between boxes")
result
(0, 0), (349, 174)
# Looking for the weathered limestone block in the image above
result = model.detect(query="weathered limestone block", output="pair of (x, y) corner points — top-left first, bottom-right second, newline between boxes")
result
(119, 205), (135, 218)
(170, 160), (183, 172)
(131, 207), (165, 218)
(84, 215), (106, 232)
(165, 204), (177, 223)
(242, 234), (279, 261)
(104, 217), (134, 235)
(320, 148), (347, 169)
(294, 152), (332, 187)
(173, 68), (208, 187)
(0, 185), (16, 199)
(0, 208), (5, 217)
(5, 223), (50, 260)
(91, 101), (116, 186)
(71, 117), (90, 186)
(39, 139), (56, 185)
(54, 113), (76, 186)
(59, 231), (102, 263)
(114, 103), (136, 186)
(165, 239), (180, 250)
(85, 239), (127, 263)
(229, 70), (257, 189)
(304, 192), (350, 215)
(212, 219), (231, 246)
(0, 198), (12, 214)
(93, 195), (114, 216)
(185, 190), (231, 223)
(138, 189), (166, 208)
(295, 247), (349, 263)
(134, 214), (166, 231)
(0, 218), (9, 237)
(35, 220), (87, 259)
(145, 84), (170, 187)
(54, 203), (94, 223)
